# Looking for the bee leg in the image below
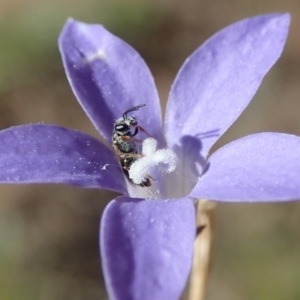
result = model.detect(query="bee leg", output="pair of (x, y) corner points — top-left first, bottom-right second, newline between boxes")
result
(139, 175), (155, 187)
(131, 127), (139, 137)
(137, 125), (152, 137)
(122, 153), (144, 159)
(130, 137), (143, 143)
(148, 174), (156, 181)
(130, 127), (144, 141)
(120, 135), (143, 143)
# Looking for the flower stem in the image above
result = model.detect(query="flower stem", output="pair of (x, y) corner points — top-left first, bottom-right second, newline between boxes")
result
(187, 199), (216, 300)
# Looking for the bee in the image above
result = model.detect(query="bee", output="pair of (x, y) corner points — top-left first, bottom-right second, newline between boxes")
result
(112, 104), (151, 187)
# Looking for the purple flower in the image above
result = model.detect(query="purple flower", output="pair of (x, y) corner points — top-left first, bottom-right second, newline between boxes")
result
(0, 12), (299, 300)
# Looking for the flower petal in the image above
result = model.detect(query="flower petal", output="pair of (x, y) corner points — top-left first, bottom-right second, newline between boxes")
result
(101, 196), (195, 300)
(190, 132), (300, 202)
(59, 19), (163, 144)
(165, 13), (290, 159)
(0, 124), (126, 193)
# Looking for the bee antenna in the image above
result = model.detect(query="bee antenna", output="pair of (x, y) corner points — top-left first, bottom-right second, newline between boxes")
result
(123, 104), (146, 119)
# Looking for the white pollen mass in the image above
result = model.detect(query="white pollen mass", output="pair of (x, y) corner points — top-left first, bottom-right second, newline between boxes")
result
(129, 138), (178, 185)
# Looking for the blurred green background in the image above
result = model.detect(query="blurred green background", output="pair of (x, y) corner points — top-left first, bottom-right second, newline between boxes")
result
(0, 0), (300, 299)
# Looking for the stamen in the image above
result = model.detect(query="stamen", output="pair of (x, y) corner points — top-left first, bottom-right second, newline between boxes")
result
(142, 137), (157, 155)
(129, 138), (178, 185)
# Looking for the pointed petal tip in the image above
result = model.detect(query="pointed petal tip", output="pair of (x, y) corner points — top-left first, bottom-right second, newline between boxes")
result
(266, 12), (291, 33)
(246, 12), (290, 26)
(59, 18), (99, 46)
(276, 12), (291, 26)
(60, 18), (106, 34)
(58, 18), (74, 46)
(280, 12), (291, 35)
(59, 18), (85, 41)
(66, 17), (75, 24)
(61, 17), (75, 30)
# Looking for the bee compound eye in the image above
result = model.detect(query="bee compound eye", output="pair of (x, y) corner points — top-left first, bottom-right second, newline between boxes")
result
(115, 124), (128, 132)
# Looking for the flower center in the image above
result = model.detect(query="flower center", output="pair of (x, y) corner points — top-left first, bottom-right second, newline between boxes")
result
(125, 138), (178, 198)
(129, 137), (177, 185)
(125, 138), (201, 199)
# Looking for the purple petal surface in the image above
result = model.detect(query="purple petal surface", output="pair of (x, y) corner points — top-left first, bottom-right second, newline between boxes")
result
(190, 133), (300, 202)
(165, 14), (290, 159)
(59, 19), (163, 144)
(101, 196), (195, 300)
(0, 124), (126, 193)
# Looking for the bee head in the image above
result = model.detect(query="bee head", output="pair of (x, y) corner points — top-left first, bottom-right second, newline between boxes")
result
(113, 104), (146, 135)
(114, 116), (137, 135)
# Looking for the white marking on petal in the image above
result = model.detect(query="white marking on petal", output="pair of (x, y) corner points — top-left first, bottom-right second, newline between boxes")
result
(85, 49), (107, 63)
(101, 164), (109, 170)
